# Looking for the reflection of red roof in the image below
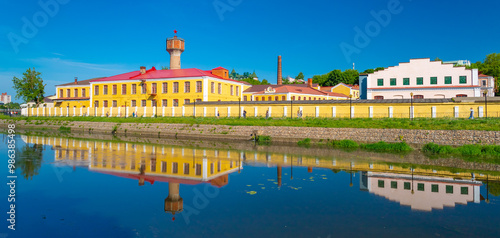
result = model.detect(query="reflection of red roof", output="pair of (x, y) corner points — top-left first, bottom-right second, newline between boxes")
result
(96, 170), (229, 187)
(90, 67), (249, 85)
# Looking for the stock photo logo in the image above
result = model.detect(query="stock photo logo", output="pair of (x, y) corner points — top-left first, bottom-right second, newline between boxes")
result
(7, 0), (70, 54)
(340, 0), (406, 62)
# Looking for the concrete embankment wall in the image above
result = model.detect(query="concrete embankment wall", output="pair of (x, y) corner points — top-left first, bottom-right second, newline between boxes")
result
(2, 119), (499, 145)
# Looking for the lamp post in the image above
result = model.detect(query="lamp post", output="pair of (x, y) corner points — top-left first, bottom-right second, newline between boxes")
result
(238, 97), (241, 119)
(349, 94), (353, 119)
(483, 90), (488, 119)
(410, 92), (414, 121)
(67, 103), (69, 117)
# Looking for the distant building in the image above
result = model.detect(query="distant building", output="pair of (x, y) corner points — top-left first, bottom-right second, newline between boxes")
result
(479, 74), (496, 97)
(443, 60), (471, 67)
(319, 83), (360, 99)
(359, 58), (482, 100)
(27, 95), (57, 108)
(1, 93), (11, 104)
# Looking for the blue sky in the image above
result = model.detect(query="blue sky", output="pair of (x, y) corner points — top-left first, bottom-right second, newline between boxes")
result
(1, 0), (499, 102)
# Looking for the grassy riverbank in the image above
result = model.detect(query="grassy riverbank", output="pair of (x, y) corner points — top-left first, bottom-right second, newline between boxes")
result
(2, 115), (500, 131)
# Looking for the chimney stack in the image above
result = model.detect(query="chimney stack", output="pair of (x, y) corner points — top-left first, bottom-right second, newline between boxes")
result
(140, 66), (146, 74)
(74, 77), (78, 84)
(277, 55), (282, 85)
(307, 78), (312, 88)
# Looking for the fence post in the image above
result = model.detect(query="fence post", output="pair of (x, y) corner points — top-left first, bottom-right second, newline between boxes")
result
(283, 106), (287, 117)
(203, 107), (207, 117)
(369, 106), (373, 118)
(152, 106), (156, 117)
(171, 107), (175, 117)
(182, 106), (185, 117)
(80, 107), (83, 116)
(268, 106), (272, 117)
(102, 107), (105, 117)
(162, 107), (165, 117)
(478, 106), (484, 118)
(227, 107), (231, 117)
(454, 106), (459, 118)
(332, 106), (336, 118)
(254, 107), (258, 117)
(215, 107), (218, 118)
(350, 106), (355, 119)
(49, 108), (51, 117)
(143, 107), (146, 117)
(125, 107), (129, 118)
(410, 106), (414, 120)
(315, 106), (319, 118)
(431, 106), (436, 118)
(388, 106), (393, 118)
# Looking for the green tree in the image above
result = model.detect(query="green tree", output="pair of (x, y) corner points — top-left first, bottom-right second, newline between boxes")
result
(282, 77), (290, 84)
(161, 66), (169, 70)
(469, 53), (500, 95)
(433, 57), (442, 62)
(362, 69), (375, 74)
(12, 68), (45, 106)
(261, 79), (269, 85)
(375, 67), (385, 71)
(312, 74), (327, 85)
(230, 69), (237, 79)
(0, 102), (21, 109)
(295, 72), (304, 80)
(342, 69), (359, 85)
(16, 144), (44, 180)
(323, 69), (345, 86)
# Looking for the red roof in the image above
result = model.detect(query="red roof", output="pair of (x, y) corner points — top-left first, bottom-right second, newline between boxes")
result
(246, 84), (348, 98)
(212, 66), (227, 70)
(90, 67), (249, 85)
(479, 74), (493, 78)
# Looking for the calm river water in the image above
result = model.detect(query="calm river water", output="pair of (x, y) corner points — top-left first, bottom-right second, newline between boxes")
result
(1, 134), (500, 238)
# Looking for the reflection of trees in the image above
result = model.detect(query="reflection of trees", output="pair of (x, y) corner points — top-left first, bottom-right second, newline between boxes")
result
(489, 182), (500, 197)
(16, 144), (44, 180)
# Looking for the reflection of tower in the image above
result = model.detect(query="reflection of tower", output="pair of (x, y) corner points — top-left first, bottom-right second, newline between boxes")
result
(307, 166), (313, 173)
(166, 31), (185, 70)
(277, 165), (282, 187)
(165, 183), (183, 218)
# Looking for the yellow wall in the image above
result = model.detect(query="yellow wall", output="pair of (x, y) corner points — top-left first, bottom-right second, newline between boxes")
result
(55, 85), (91, 108)
(330, 84), (359, 99)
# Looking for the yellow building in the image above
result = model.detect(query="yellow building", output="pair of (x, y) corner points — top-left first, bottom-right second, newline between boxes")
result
(53, 77), (104, 108)
(320, 83), (360, 99)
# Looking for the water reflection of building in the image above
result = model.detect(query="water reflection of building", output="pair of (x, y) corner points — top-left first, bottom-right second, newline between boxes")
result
(360, 171), (481, 211)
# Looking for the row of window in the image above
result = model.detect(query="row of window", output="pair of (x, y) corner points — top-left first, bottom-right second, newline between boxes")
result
(92, 82), (240, 96)
(93, 98), (202, 108)
(243, 95), (329, 102)
(377, 76), (467, 86)
(373, 94), (469, 100)
(59, 88), (86, 98)
(378, 180), (469, 194)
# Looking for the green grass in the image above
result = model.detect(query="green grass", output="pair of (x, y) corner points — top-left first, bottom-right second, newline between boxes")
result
(297, 138), (311, 147)
(360, 141), (413, 153)
(2, 115), (500, 131)
(58, 126), (71, 133)
(329, 139), (360, 149)
(423, 143), (500, 162)
(255, 135), (271, 145)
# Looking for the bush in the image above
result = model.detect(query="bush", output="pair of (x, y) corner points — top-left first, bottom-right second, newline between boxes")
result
(297, 138), (311, 147)
(256, 135), (271, 145)
(331, 140), (359, 149)
(361, 141), (412, 152)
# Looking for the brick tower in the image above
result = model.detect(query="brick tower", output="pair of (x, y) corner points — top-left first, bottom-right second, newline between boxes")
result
(166, 30), (185, 70)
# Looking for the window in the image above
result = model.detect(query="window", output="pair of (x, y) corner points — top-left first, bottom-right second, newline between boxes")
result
(210, 163), (214, 174)
(482, 80), (487, 86)
(243, 96), (248, 101)
(67, 89), (71, 97)
(94, 85), (99, 95)
(184, 163), (190, 175)
(432, 184), (439, 193)
(446, 185), (453, 194)
(141, 100), (146, 107)
(131, 100), (136, 107)
(184, 99), (190, 104)
(230, 85), (234, 95)
(94, 101), (99, 107)
(417, 77), (423, 85)
(430, 77), (437, 85)
(103, 100), (108, 108)
(196, 81), (202, 93)
(377, 78), (384, 86)
(141, 83), (147, 94)
(82, 89), (86, 97)
(459, 76), (467, 84)
(236, 86), (239, 96)
(196, 164), (202, 176)
(403, 78), (410, 85)
(404, 182), (410, 190)
(184, 82), (190, 93)
(161, 162), (167, 173)
(445, 76), (452, 84)
(152, 83), (157, 94)
(417, 183), (424, 191)
(275, 96), (279, 101)
(390, 78), (396, 86)
(218, 83), (222, 94)
(112, 100), (117, 107)
(268, 96), (272, 101)
(173, 82), (179, 93)
(391, 181), (397, 189)
(162, 99), (167, 107)
(414, 95), (424, 99)
(173, 99), (179, 107)
(122, 84), (126, 95)
(59, 89), (63, 98)
(132, 84), (137, 94)
(456, 94), (467, 98)
(292, 96), (295, 100)
(74, 89), (78, 97)
(261, 97), (265, 101)
(378, 180), (384, 188)
(374, 96), (384, 100)
(112, 85), (117, 95)
(104, 85), (108, 95)
(172, 162), (178, 174)
(461, 187), (468, 195)
(217, 161), (221, 172)
(152, 100), (157, 107)
(196, 99), (201, 102)
(163, 83), (168, 93)
(211, 82), (215, 93)
(282, 96), (286, 101)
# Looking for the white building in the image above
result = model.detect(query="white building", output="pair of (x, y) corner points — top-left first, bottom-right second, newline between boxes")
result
(1, 93), (11, 104)
(479, 74), (496, 97)
(360, 58), (483, 99)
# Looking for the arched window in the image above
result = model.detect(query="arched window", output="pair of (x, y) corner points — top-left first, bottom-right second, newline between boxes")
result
(414, 95), (424, 99)
(374, 96), (384, 100)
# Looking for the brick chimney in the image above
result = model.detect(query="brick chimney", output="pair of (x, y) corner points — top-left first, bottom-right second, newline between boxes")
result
(307, 78), (312, 88)
(140, 66), (146, 74)
(74, 77), (78, 84)
(277, 55), (282, 85)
